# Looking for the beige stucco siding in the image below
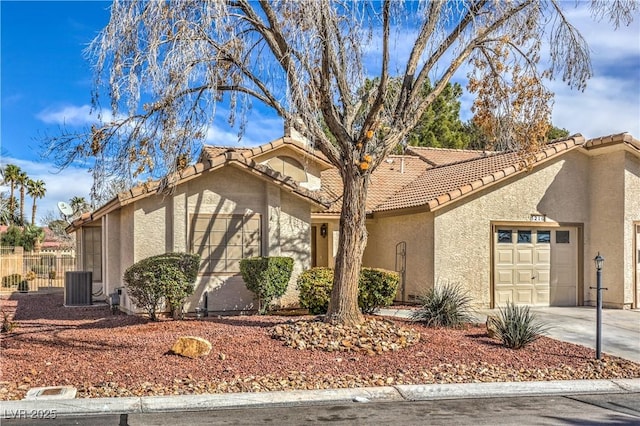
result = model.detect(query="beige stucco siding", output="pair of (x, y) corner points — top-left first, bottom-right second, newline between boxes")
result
(275, 191), (312, 307)
(104, 210), (121, 300)
(624, 152), (640, 306)
(133, 195), (170, 261)
(364, 212), (433, 300)
(586, 151), (626, 307)
(434, 152), (589, 307)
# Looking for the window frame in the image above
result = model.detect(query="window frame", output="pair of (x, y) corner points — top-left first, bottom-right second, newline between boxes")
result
(82, 226), (102, 282)
(190, 213), (262, 275)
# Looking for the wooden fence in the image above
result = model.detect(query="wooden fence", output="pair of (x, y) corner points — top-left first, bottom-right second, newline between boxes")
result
(1, 247), (76, 292)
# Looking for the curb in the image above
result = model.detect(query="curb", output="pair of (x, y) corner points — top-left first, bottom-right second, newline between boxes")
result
(2, 379), (639, 418)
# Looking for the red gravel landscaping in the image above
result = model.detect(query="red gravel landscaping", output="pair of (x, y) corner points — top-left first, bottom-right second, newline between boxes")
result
(1, 292), (639, 400)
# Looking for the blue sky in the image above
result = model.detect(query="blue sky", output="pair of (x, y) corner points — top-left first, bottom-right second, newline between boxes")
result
(1, 1), (639, 225)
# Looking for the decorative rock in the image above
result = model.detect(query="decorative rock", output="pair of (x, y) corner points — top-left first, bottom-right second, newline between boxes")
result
(271, 318), (420, 353)
(171, 336), (212, 359)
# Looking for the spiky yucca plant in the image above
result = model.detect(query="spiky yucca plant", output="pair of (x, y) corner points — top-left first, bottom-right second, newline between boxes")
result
(411, 283), (476, 328)
(490, 302), (548, 349)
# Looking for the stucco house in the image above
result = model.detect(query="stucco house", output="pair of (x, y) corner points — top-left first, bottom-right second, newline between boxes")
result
(69, 131), (640, 314)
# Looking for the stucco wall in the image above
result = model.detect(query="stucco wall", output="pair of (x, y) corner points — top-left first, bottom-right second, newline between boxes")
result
(104, 211), (121, 300)
(586, 150), (626, 307)
(434, 151), (590, 307)
(255, 145), (324, 190)
(275, 191), (312, 307)
(624, 152), (640, 306)
(364, 212), (434, 301)
(117, 204), (136, 313)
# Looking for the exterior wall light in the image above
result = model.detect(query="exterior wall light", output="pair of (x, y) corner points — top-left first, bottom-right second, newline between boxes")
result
(594, 253), (604, 270)
(320, 223), (328, 238)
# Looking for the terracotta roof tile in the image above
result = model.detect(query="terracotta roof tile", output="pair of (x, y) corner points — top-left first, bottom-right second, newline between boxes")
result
(374, 136), (585, 212)
(405, 146), (491, 166)
(585, 132), (640, 153)
(319, 155), (431, 213)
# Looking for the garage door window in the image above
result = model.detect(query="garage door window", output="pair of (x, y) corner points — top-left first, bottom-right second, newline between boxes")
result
(498, 230), (512, 243)
(537, 231), (551, 243)
(556, 230), (570, 244)
(517, 230), (532, 243)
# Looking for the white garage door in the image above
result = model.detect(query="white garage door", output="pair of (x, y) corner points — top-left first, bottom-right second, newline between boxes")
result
(494, 227), (577, 307)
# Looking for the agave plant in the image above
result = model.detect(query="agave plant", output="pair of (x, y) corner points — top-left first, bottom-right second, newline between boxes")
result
(411, 282), (476, 328)
(489, 302), (549, 349)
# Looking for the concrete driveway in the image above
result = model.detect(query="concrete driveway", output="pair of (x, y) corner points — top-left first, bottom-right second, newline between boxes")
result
(480, 307), (640, 363)
(378, 306), (640, 362)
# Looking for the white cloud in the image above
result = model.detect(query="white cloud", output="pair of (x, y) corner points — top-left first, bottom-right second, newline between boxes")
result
(36, 104), (116, 126)
(0, 157), (92, 226)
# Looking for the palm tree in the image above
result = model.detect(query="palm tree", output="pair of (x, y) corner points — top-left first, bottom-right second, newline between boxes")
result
(16, 170), (29, 225)
(27, 179), (46, 226)
(70, 196), (90, 216)
(2, 164), (20, 223)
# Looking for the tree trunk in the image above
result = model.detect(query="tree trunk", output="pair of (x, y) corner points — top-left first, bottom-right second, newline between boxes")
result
(19, 186), (25, 225)
(31, 202), (37, 226)
(326, 167), (368, 326)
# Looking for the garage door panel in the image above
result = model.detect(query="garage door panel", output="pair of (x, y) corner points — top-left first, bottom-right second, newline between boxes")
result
(515, 290), (533, 304)
(496, 291), (515, 305)
(516, 249), (533, 264)
(535, 289), (549, 305)
(535, 249), (550, 264)
(536, 269), (550, 284)
(516, 270), (534, 285)
(496, 270), (514, 285)
(496, 249), (514, 265)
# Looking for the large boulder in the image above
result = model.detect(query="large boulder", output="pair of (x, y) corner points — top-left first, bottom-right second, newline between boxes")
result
(171, 336), (212, 359)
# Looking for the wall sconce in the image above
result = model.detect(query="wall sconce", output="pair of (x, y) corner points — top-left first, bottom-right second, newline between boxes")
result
(320, 224), (328, 238)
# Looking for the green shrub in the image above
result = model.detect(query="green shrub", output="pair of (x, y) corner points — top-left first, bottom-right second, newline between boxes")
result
(17, 280), (29, 292)
(297, 267), (334, 314)
(358, 268), (399, 314)
(240, 257), (294, 314)
(489, 302), (548, 349)
(123, 252), (200, 321)
(297, 267), (398, 315)
(411, 282), (476, 328)
(2, 274), (22, 288)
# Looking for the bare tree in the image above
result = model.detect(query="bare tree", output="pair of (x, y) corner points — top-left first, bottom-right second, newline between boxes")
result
(46, 0), (636, 325)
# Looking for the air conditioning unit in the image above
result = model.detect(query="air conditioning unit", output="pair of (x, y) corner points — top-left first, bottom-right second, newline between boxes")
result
(64, 271), (93, 306)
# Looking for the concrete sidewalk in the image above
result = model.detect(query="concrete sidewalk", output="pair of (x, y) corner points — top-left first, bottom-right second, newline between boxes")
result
(2, 379), (639, 418)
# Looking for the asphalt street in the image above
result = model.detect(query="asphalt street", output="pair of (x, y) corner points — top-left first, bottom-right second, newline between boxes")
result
(2, 392), (639, 425)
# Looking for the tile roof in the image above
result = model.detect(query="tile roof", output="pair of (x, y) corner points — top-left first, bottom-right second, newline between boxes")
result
(585, 132), (640, 154)
(316, 135), (586, 215)
(375, 136), (585, 212)
(72, 130), (636, 229)
(68, 139), (331, 231)
(319, 155), (431, 213)
(404, 146), (492, 166)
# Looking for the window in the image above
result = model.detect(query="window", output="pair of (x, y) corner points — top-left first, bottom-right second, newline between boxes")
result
(556, 230), (570, 244)
(191, 214), (261, 273)
(537, 230), (551, 244)
(517, 230), (532, 244)
(497, 230), (512, 243)
(82, 227), (102, 282)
